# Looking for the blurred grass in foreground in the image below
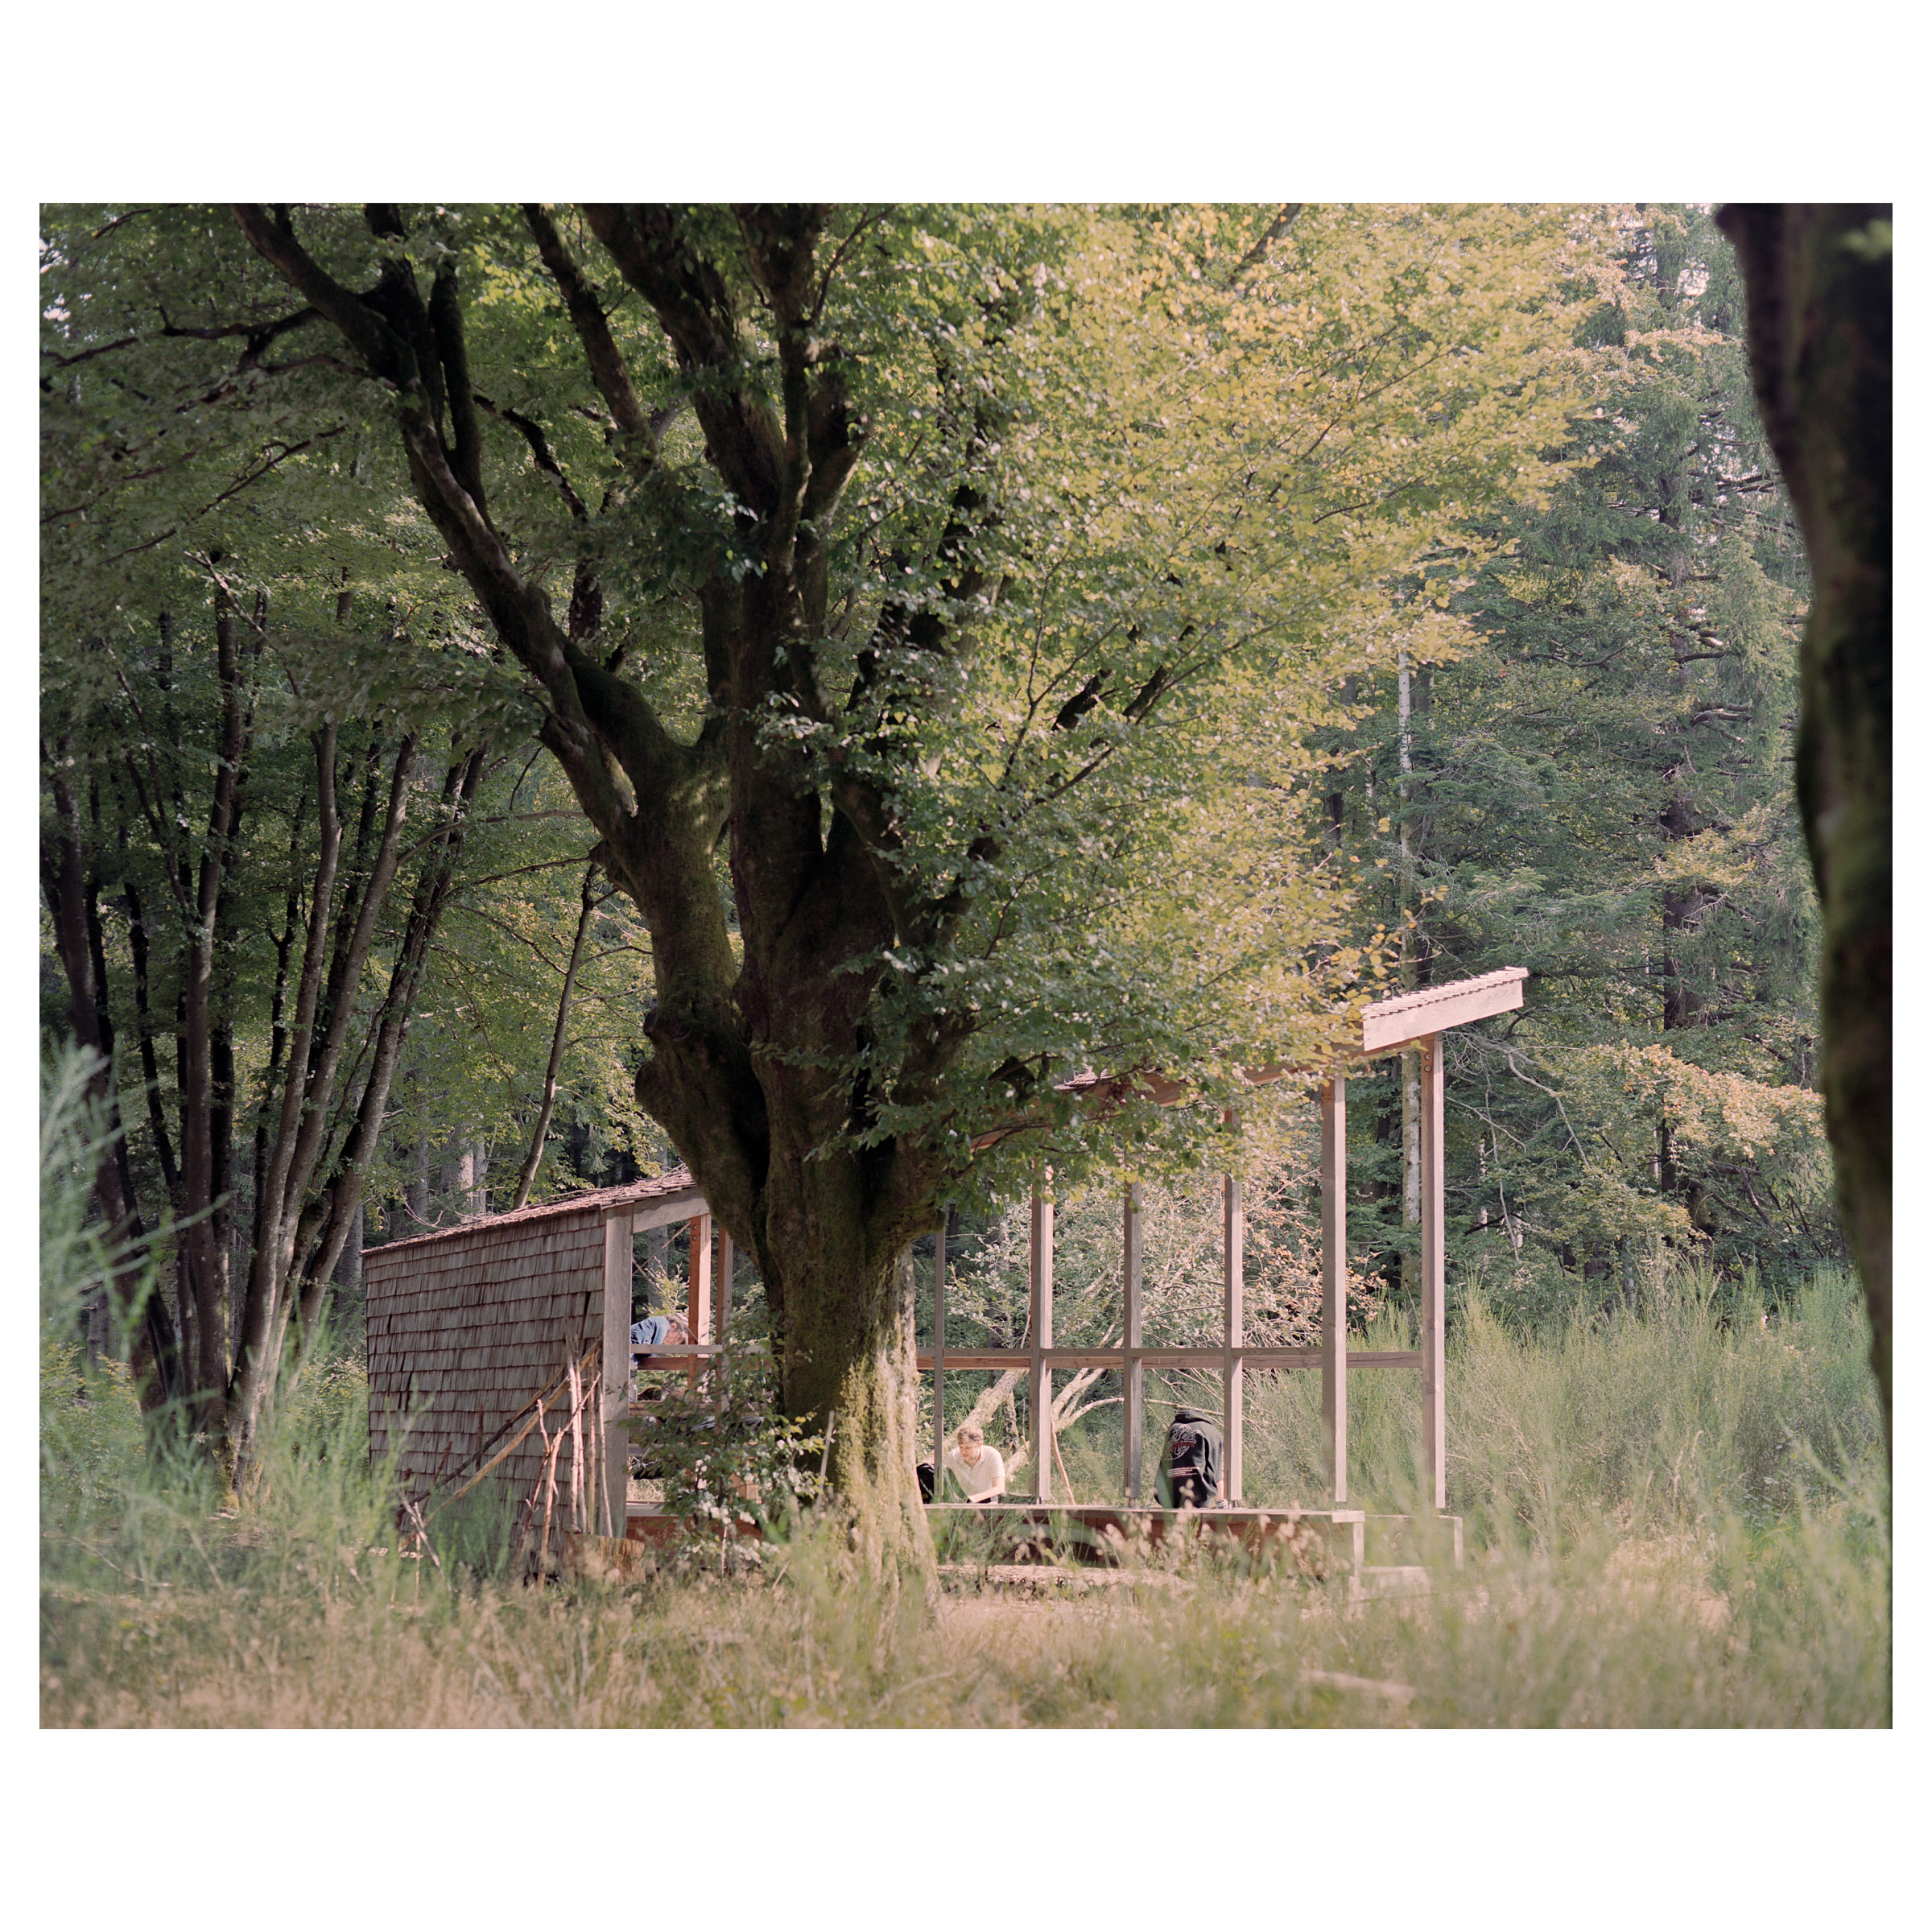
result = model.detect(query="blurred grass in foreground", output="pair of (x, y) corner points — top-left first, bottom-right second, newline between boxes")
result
(40, 1285), (1887, 1727)
(40, 1030), (1885, 1725)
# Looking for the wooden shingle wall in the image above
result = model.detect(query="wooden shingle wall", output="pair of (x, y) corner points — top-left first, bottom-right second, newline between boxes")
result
(366, 1208), (609, 1512)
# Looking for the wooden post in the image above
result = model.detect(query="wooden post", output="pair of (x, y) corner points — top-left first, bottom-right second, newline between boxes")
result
(1030, 1184), (1054, 1502)
(1222, 1165), (1244, 1504)
(1320, 1075), (1348, 1506)
(687, 1213), (711, 1392)
(1122, 1181), (1143, 1501)
(601, 1213), (632, 1533)
(1420, 1034), (1447, 1512)
(715, 1228), (733, 1410)
(931, 1211), (947, 1501)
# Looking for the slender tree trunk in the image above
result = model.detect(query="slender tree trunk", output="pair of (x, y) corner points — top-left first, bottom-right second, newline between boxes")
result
(511, 863), (601, 1209)
(228, 728), (450, 1480)
(332, 1201), (363, 1294)
(1718, 203), (1891, 1443)
(177, 584), (256, 1424)
(40, 747), (180, 1413)
(287, 746), (485, 1371)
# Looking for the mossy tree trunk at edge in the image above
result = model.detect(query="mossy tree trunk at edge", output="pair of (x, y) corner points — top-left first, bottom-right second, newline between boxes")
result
(1717, 202), (1891, 1447)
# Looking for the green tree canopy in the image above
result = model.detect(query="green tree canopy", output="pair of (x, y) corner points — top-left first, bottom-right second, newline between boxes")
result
(43, 202), (1603, 1542)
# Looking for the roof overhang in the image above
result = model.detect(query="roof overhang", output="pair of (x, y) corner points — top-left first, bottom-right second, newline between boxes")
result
(1356, 966), (1526, 1056)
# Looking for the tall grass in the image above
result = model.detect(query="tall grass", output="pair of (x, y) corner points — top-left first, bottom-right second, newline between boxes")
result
(40, 1455), (1887, 1727)
(42, 1047), (1885, 1725)
(40, 1276), (1888, 1727)
(1236, 1261), (1882, 1544)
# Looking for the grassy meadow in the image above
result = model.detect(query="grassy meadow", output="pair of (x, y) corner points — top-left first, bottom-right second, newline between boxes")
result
(40, 1260), (1887, 1728)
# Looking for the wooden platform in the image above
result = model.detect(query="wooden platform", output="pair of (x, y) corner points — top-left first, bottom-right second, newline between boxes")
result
(621, 1503), (1462, 1595)
(925, 1502), (1373, 1578)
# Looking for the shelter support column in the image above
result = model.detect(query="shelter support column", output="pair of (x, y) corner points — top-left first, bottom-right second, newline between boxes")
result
(1420, 1033), (1447, 1512)
(931, 1212), (947, 1497)
(687, 1214), (711, 1393)
(715, 1228), (733, 1408)
(1223, 1165), (1244, 1503)
(601, 1213), (632, 1535)
(1320, 1075), (1348, 1506)
(1122, 1182), (1144, 1501)
(1030, 1185), (1054, 1501)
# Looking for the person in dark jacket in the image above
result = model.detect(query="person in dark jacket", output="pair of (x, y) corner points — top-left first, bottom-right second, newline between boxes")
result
(1156, 1406), (1224, 1508)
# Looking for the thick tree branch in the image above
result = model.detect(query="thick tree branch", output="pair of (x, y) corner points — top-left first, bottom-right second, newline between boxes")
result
(520, 203), (653, 446)
(581, 203), (782, 514)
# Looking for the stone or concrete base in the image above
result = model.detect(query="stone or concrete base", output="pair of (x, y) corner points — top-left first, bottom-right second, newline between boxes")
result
(620, 1502), (1463, 1600)
(925, 1504), (1363, 1584)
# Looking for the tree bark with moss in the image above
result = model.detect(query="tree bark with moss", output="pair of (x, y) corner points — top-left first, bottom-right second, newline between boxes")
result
(231, 203), (984, 1564)
(1716, 203), (1891, 1442)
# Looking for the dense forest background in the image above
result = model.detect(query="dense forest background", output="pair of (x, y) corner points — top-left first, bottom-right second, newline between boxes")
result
(40, 204), (1838, 1451)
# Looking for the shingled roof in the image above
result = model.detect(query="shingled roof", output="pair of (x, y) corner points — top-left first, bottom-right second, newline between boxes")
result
(365, 1164), (704, 1260)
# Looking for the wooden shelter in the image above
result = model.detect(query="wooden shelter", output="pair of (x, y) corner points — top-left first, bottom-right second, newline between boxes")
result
(366, 965), (1525, 1525)
(919, 967), (1528, 1510)
(365, 1165), (719, 1529)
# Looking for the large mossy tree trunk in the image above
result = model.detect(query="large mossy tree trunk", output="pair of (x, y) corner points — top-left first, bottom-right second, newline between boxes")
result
(234, 202), (965, 1567)
(1717, 203), (1891, 1446)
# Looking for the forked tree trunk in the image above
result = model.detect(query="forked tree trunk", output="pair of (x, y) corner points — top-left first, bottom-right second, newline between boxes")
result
(230, 200), (1009, 1573)
(1718, 203), (1891, 1447)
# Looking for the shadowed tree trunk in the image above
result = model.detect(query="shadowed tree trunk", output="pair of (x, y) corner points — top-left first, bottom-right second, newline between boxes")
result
(1717, 202), (1891, 1445)
(510, 861), (605, 1211)
(41, 744), (181, 1415)
(232, 200), (986, 1571)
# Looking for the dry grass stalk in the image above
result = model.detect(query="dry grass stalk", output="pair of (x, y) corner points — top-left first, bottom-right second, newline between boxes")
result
(567, 1356), (584, 1534)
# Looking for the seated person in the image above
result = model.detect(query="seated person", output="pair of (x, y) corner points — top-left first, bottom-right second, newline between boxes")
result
(942, 1420), (1005, 1504)
(1155, 1406), (1224, 1509)
(630, 1311), (690, 1361)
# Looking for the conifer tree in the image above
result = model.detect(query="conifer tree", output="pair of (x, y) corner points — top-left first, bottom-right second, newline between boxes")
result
(1327, 207), (1837, 1314)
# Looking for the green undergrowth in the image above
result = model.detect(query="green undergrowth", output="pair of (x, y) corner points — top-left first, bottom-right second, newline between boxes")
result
(40, 1271), (1889, 1726)
(40, 1468), (1887, 1727)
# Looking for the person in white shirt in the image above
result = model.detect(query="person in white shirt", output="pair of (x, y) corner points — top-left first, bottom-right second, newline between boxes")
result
(943, 1420), (1005, 1503)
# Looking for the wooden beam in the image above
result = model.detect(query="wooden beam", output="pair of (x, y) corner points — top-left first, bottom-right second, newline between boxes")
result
(1123, 1182), (1143, 1501)
(1321, 1074), (1348, 1506)
(1420, 1033), (1447, 1511)
(715, 1228), (733, 1410)
(913, 1347), (1422, 1371)
(687, 1214), (711, 1393)
(1223, 1164), (1244, 1504)
(620, 1190), (710, 1234)
(1030, 1185), (1053, 1502)
(601, 1213), (632, 1534)
(1360, 967), (1525, 1056)
(932, 1211), (947, 1496)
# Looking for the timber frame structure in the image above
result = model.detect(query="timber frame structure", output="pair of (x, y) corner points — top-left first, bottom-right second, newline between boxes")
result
(365, 1166), (716, 1532)
(366, 966), (1525, 1527)
(921, 966), (1527, 1512)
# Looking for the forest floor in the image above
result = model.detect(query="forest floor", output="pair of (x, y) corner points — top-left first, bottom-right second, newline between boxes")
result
(38, 1480), (1886, 1728)
(39, 1268), (1889, 1727)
